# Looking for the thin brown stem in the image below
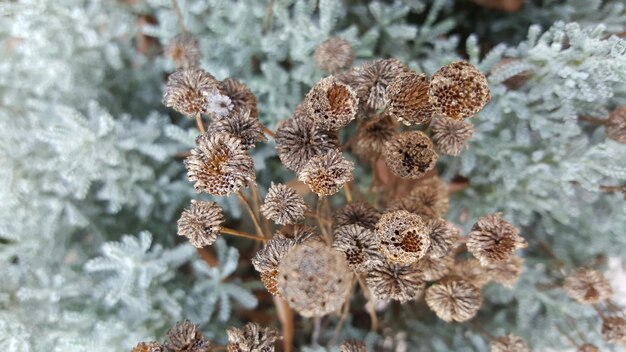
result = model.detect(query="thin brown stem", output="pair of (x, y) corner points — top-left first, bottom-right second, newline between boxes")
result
(344, 182), (353, 203)
(220, 227), (265, 241)
(356, 275), (378, 331)
(262, 0), (274, 34)
(262, 126), (275, 138)
(195, 113), (205, 134)
(311, 316), (322, 346)
(170, 0), (188, 34)
(316, 196), (331, 244)
(578, 115), (608, 126)
(236, 191), (266, 240)
(273, 296), (293, 352)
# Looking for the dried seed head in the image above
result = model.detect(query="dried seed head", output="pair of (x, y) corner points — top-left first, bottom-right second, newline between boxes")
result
(386, 71), (434, 125)
(490, 334), (530, 352)
(278, 241), (352, 317)
(333, 224), (378, 272)
(226, 322), (279, 352)
(177, 200), (225, 248)
(452, 259), (490, 288)
(165, 320), (212, 352)
(340, 339), (367, 352)
(205, 87), (233, 119)
(219, 77), (258, 119)
(165, 34), (200, 69)
(430, 116), (475, 156)
(306, 76), (358, 130)
(132, 342), (164, 352)
(383, 131), (438, 179)
(425, 278), (482, 322)
(485, 256), (524, 288)
(425, 218), (460, 258)
(467, 213), (526, 265)
(261, 270), (280, 296)
(577, 343), (600, 352)
(366, 256), (426, 303)
(375, 210), (431, 264)
(185, 133), (256, 196)
(353, 113), (397, 159)
(275, 114), (340, 173)
(563, 268), (613, 304)
(429, 61), (490, 120)
(489, 58), (532, 90)
(252, 238), (297, 296)
(314, 37), (354, 73)
(298, 149), (354, 196)
(163, 68), (219, 117)
(260, 183), (308, 225)
(607, 106), (626, 144)
(275, 224), (322, 243)
(388, 177), (449, 219)
(351, 58), (410, 111)
(334, 201), (381, 230)
(206, 109), (266, 150)
(413, 255), (453, 281)
(602, 317), (626, 345)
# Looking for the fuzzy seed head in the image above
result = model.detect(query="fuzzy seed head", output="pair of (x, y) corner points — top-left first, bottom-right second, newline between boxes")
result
(226, 323), (279, 352)
(375, 210), (431, 264)
(425, 218), (460, 258)
(340, 340), (367, 352)
(386, 71), (434, 125)
(353, 113), (397, 159)
(165, 34), (200, 69)
(314, 37), (354, 73)
(163, 68), (219, 117)
(490, 334), (530, 352)
(298, 149), (354, 196)
(275, 224), (322, 243)
(333, 224), (378, 272)
(306, 76), (358, 130)
(485, 256), (524, 288)
(164, 320), (211, 352)
(351, 58), (410, 111)
(430, 116), (475, 156)
(388, 177), (449, 219)
(206, 109), (266, 150)
(425, 278), (482, 322)
(334, 201), (381, 230)
(177, 200), (225, 248)
(429, 61), (490, 120)
(260, 183), (308, 225)
(602, 317), (626, 345)
(414, 255), (453, 281)
(452, 259), (490, 288)
(383, 130), (438, 179)
(365, 256), (426, 303)
(564, 269), (613, 304)
(219, 77), (259, 119)
(467, 213), (526, 265)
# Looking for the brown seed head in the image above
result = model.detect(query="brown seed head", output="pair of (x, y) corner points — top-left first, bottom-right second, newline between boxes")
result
(177, 200), (225, 248)
(467, 213), (526, 265)
(206, 109), (266, 150)
(351, 58), (410, 111)
(340, 339), (367, 352)
(298, 149), (354, 196)
(388, 177), (449, 219)
(386, 71), (434, 125)
(163, 68), (219, 117)
(563, 268), (613, 304)
(353, 113), (397, 159)
(165, 34), (200, 69)
(333, 224), (378, 272)
(607, 106), (626, 144)
(334, 201), (381, 230)
(424, 218), (460, 258)
(219, 77), (258, 119)
(226, 322), (279, 352)
(602, 316), (626, 345)
(365, 255), (426, 303)
(275, 224), (322, 243)
(452, 259), (491, 288)
(185, 133), (256, 196)
(375, 210), (431, 264)
(260, 182), (308, 225)
(164, 320), (211, 352)
(485, 256), (524, 288)
(314, 37), (355, 73)
(383, 130), (438, 179)
(252, 238), (298, 296)
(425, 278), (482, 322)
(490, 334), (530, 352)
(577, 343), (600, 352)
(132, 342), (164, 352)
(430, 116), (475, 156)
(413, 255), (453, 281)
(429, 61), (490, 120)
(306, 76), (358, 130)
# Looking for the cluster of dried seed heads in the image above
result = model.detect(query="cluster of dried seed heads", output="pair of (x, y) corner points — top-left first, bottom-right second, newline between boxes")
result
(177, 200), (225, 247)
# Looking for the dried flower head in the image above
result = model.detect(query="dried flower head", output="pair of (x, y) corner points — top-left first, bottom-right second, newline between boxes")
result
(430, 116), (475, 156)
(219, 77), (258, 119)
(375, 210), (431, 264)
(563, 268), (613, 304)
(386, 71), (434, 125)
(452, 259), (490, 288)
(333, 224), (378, 272)
(177, 200), (225, 248)
(383, 130), (438, 179)
(165, 320), (212, 352)
(278, 241), (352, 317)
(366, 256), (426, 303)
(165, 34), (200, 69)
(185, 133), (256, 196)
(275, 114), (340, 173)
(306, 76), (358, 130)
(429, 61), (490, 120)
(351, 58), (410, 111)
(314, 37), (354, 73)
(414, 255), (453, 281)
(489, 58), (532, 90)
(298, 149), (354, 196)
(132, 342), (164, 352)
(252, 238), (297, 295)
(577, 343), (600, 352)
(467, 213), (526, 265)
(260, 183), (307, 225)
(602, 317), (626, 345)
(425, 278), (482, 322)
(353, 113), (397, 159)
(226, 322), (279, 352)
(275, 224), (322, 243)
(163, 68), (219, 117)
(334, 201), (381, 230)
(606, 106), (626, 144)
(388, 177), (449, 219)
(205, 87), (233, 119)
(424, 218), (460, 258)
(490, 334), (530, 352)
(206, 109), (266, 150)
(340, 339), (367, 352)
(485, 256), (524, 288)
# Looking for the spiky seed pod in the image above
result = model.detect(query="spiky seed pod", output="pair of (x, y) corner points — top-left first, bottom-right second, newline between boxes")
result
(383, 130), (438, 179)
(206, 109), (266, 150)
(226, 322), (279, 352)
(274, 114), (340, 173)
(162, 68), (219, 117)
(577, 343), (600, 352)
(252, 238), (297, 295)
(375, 210), (431, 264)
(165, 320), (212, 352)
(177, 200), (225, 247)
(485, 256), (524, 288)
(425, 218), (460, 258)
(452, 259), (491, 288)
(219, 77), (259, 119)
(314, 37), (354, 73)
(365, 256), (426, 303)
(260, 183), (308, 225)
(386, 71), (434, 125)
(467, 213), (527, 265)
(414, 255), (453, 281)
(429, 61), (491, 120)
(602, 317), (626, 345)
(165, 34), (200, 69)
(333, 224), (378, 272)
(298, 149), (354, 196)
(388, 177), (449, 219)
(490, 334), (530, 352)
(353, 113), (397, 159)
(278, 241), (352, 317)
(563, 268), (613, 304)
(351, 58), (410, 111)
(275, 224), (322, 243)
(430, 116), (475, 156)
(489, 58), (532, 90)
(606, 106), (626, 143)
(132, 342), (164, 352)
(334, 201), (381, 230)
(340, 339), (367, 352)
(185, 133), (256, 196)
(305, 76), (358, 130)
(425, 278), (482, 322)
